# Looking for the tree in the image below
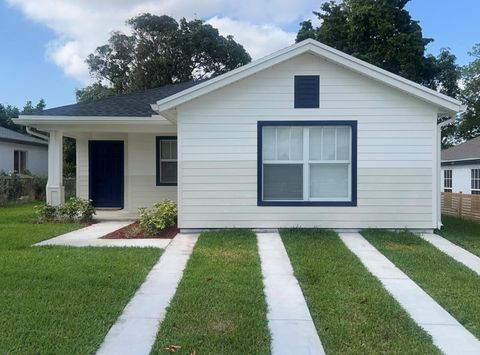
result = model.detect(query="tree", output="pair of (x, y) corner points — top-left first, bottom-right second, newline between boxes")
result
(456, 44), (480, 141)
(296, 0), (437, 86)
(86, 14), (251, 94)
(0, 99), (46, 133)
(75, 82), (116, 103)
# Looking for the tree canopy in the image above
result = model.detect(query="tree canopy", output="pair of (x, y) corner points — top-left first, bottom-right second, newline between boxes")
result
(296, 0), (446, 88)
(84, 14), (251, 96)
(0, 100), (45, 133)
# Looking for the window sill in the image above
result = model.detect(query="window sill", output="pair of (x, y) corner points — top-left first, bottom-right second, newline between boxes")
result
(156, 183), (177, 187)
(258, 200), (357, 207)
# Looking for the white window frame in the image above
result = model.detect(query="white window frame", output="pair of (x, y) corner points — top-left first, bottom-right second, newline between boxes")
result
(260, 123), (355, 205)
(471, 168), (480, 194)
(444, 169), (452, 192)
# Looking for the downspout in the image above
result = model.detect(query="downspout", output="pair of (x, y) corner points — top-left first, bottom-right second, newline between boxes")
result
(26, 126), (49, 141)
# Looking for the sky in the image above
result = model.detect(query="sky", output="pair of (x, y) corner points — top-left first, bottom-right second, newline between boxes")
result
(0, 0), (478, 109)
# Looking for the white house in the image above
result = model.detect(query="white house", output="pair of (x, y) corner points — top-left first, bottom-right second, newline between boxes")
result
(441, 136), (480, 195)
(15, 39), (463, 230)
(0, 126), (48, 175)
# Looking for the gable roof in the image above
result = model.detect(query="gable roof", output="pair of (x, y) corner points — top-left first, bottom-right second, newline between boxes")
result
(0, 126), (47, 146)
(24, 81), (201, 118)
(442, 136), (480, 162)
(153, 39), (464, 116)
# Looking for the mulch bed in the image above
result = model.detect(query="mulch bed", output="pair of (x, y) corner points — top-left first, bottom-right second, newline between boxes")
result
(101, 221), (178, 239)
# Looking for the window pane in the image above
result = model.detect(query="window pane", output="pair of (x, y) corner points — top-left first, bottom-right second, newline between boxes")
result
(290, 127), (303, 160)
(161, 140), (171, 159)
(276, 127), (290, 160)
(336, 127), (350, 160)
(171, 141), (177, 159)
(263, 127), (276, 160)
(309, 127), (322, 160)
(14, 151), (19, 173)
(161, 162), (177, 182)
(322, 127), (336, 160)
(310, 163), (349, 198)
(263, 164), (303, 200)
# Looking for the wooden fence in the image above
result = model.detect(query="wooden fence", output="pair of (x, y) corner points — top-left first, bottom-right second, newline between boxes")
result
(441, 192), (480, 222)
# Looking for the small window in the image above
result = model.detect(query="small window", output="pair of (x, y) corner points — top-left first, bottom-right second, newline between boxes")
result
(471, 169), (480, 194)
(156, 137), (177, 186)
(13, 150), (27, 174)
(294, 75), (319, 108)
(258, 121), (357, 206)
(444, 169), (452, 193)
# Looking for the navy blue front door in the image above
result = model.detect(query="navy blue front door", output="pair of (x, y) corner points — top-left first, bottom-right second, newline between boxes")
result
(89, 141), (124, 208)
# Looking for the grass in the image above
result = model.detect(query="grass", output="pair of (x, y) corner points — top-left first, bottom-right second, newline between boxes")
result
(363, 229), (480, 340)
(281, 229), (439, 354)
(0, 203), (161, 354)
(151, 230), (271, 355)
(439, 215), (480, 257)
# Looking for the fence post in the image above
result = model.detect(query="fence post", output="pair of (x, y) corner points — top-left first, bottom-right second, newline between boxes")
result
(459, 192), (463, 218)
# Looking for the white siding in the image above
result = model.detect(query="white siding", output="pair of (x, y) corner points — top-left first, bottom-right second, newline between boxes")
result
(0, 141), (48, 175)
(177, 53), (438, 229)
(441, 165), (480, 194)
(75, 132), (176, 212)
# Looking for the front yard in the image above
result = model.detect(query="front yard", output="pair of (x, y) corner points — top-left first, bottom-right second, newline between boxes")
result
(0, 203), (161, 354)
(1, 204), (480, 354)
(281, 229), (439, 354)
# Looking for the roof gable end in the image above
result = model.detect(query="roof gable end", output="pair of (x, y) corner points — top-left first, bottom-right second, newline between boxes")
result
(153, 39), (463, 115)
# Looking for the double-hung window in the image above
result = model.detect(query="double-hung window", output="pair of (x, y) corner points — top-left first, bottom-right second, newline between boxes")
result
(471, 169), (480, 195)
(156, 137), (177, 185)
(258, 121), (357, 206)
(444, 169), (452, 193)
(13, 150), (27, 174)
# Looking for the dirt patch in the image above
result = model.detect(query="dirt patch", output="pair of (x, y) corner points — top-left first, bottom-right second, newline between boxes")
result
(384, 241), (424, 254)
(101, 221), (178, 239)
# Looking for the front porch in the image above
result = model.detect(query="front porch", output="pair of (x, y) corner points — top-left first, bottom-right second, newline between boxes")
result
(20, 117), (178, 213)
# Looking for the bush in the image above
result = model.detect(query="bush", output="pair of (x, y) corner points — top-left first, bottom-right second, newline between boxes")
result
(35, 197), (95, 223)
(139, 200), (177, 235)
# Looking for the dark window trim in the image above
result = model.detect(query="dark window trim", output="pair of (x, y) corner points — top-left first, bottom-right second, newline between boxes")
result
(257, 120), (357, 207)
(294, 75), (320, 108)
(156, 136), (178, 186)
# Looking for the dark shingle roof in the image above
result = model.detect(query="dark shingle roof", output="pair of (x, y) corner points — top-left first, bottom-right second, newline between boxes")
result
(25, 81), (201, 117)
(0, 127), (47, 146)
(442, 136), (480, 161)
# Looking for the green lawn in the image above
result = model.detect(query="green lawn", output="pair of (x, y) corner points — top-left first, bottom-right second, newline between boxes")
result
(0, 203), (161, 354)
(151, 230), (271, 355)
(439, 215), (480, 257)
(281, 229), (439, 354)
(363, 229), (480, 340)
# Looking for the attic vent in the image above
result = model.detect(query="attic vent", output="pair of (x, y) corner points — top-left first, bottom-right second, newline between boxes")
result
(294, 75), (319, 108)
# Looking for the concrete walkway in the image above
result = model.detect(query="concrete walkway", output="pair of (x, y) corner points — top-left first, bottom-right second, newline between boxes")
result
(34, 221), (171, 248)
(421, 233), (480, 276)
(256, 232), (325, 355)
(339, 232), (480, 355)
(97, 233), (199, 355)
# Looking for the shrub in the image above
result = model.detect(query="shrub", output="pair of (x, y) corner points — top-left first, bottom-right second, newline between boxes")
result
(35, 197), (95, 223)
(139, 200), (177, 235)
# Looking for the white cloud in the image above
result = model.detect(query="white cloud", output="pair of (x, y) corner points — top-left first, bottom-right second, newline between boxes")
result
(7, 0), (323, 84)
(207, 17), (296, 59)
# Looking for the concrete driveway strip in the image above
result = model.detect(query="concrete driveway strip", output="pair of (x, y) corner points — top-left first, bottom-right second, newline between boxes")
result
(421, 233), (480, 276)
(96, 233), (199, 355)
(257, 232), (325, 355)
(339, 232), (480, 355)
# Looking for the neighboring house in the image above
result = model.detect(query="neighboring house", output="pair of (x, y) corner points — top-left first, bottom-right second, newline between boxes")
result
(0, 126), (48, 175)
(15, 39), (463, 230)
(441, 137), (480, 194)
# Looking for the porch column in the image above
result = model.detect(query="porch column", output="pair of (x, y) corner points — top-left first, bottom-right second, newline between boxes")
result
(46, 130), (64, 205)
